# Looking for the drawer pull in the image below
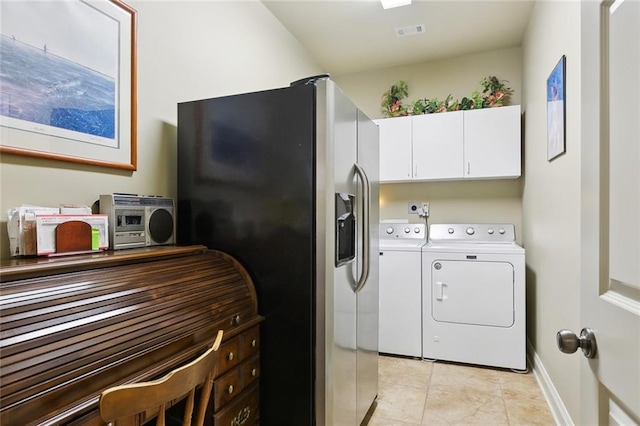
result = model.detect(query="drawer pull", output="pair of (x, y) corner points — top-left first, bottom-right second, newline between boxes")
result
(232, 314), (240, 325)
(228, 384), (234, 394)
(228, 352), (234, 361)
(251, 339), (257, 348)
(231, 407), (251, 426)
(251, 368), (257, 377)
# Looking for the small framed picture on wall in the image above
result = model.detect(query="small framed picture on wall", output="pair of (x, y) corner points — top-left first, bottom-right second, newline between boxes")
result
(547, 55), (566, 161)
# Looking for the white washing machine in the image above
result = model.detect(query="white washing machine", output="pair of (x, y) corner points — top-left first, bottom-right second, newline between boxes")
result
(379, 222), (426, 357)
(422, 223), (526, 370)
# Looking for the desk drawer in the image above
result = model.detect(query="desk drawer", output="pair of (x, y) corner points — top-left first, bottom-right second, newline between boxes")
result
(242, 354), (260, 387)
(214, 382), (259, 426)
(214, 365), (242, 408)
(240, 326), (260, 359)
(214, 353), (259, 408)
(219, 336), (241, 373)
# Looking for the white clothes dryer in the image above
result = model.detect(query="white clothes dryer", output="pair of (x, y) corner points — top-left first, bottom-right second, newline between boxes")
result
(422, 223), (526, 370)
(379, 222), (426, 357)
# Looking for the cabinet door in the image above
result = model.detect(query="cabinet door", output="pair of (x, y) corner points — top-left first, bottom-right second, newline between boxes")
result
(463, 105), (521, 178)
(375, 117), (412, 182)
(412, 112), (464, 180)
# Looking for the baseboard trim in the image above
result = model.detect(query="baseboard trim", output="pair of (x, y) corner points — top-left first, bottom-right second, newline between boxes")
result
(527, 339), (574, 426)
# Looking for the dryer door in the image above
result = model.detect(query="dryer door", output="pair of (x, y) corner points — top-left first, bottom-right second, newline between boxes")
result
(431, 260), (514, 327)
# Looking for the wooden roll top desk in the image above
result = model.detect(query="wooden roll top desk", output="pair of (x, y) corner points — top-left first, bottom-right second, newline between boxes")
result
(0, 246), (263, 426)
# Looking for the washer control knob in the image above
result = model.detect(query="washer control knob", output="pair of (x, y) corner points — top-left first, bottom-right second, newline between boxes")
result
(386, 227), (394, 234)
(404, 227), (411, 233)
(499, 228), (506, 234)
(414, 227), (421, 234)
(466, 227), (475, 235)
(448, 228), (454, 234)
(487, 228), (494, 234)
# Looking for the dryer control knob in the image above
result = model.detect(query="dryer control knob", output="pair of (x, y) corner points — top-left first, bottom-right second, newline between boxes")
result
(404, 227), (411, 233)
(488, 228), (494, 234)
(414, 227), (421, 234)
(386, 227), (394, 234)
(466, 227), (475, 235)
(499, 228), (506, 234)
(448, 228), (454, 234)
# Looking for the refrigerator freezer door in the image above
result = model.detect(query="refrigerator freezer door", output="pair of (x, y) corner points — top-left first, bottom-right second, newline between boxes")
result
(178, 85), (318, 425)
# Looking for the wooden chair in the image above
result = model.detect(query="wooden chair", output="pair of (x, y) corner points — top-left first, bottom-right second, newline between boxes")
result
(100, 330), (224, 426)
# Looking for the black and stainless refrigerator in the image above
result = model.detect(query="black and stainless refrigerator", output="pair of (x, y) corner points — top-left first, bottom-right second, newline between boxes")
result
(177, 76), (379, 425)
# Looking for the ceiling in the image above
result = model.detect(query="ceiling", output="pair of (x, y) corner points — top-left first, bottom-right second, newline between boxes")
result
(261, 0), (536, 75)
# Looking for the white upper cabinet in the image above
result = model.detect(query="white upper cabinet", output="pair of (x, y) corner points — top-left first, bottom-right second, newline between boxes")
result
(375, 116), (412, 182)
(463, 105), (521, 179)
(413, 111), (464, 180)
(375, 105), (521, 182)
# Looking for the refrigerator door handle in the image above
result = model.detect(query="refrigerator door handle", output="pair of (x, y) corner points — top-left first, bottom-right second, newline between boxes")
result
(354, 163), (370, 293)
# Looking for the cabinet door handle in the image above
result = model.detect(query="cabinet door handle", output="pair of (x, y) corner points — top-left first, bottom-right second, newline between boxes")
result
(251, 339), (257, 348)
(228, 352), (234, 361)
(414, 164), (418, 177)
(407, 164), (411, 178)
(251, 368), (257, 377)
(467, 162), (470, 175)
(228, 384), (234, 394)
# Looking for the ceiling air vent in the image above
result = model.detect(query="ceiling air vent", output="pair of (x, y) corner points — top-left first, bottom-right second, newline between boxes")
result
(395, 24), (426, 37)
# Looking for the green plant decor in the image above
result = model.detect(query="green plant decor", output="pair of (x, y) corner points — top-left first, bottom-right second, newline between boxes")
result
(479, 76), (514, 107)
(444, 94), (458, 112)
(459, 96), (474, 110)
(410, 99), (427, 115)
(472, 91), (484, 109)
(381, 81), (409, 117)
(380, 76), (514, 117)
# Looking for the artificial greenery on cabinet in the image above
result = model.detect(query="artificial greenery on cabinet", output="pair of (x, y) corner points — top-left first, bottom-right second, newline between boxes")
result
(381, 76), (514, 118)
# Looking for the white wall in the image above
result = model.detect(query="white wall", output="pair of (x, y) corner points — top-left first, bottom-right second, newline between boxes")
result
(521, 1), (581, 423)
(335, 47), (522, 121)
(377, 179), (524, 241)
(335, 48), (523, 239)
(0, 0), (322, 259)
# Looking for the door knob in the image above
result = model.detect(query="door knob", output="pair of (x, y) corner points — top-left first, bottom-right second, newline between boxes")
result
(556, 328), (597, 359)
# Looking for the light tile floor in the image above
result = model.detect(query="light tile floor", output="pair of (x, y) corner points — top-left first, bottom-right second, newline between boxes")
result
(369, 355), (555, 426)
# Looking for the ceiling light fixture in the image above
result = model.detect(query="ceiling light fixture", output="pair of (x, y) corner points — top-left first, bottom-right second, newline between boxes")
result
(380, 0), (412, 10)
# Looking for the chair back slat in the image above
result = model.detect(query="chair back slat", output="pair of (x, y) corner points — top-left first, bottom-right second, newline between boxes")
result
(100, 330), (224, 426)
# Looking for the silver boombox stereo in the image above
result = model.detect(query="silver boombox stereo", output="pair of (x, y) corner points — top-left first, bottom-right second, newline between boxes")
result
(99, 194), (175, 250)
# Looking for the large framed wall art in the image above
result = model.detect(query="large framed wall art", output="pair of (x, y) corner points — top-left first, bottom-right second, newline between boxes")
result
(0, 0), (137, 171)
(547, 55), (566, 161)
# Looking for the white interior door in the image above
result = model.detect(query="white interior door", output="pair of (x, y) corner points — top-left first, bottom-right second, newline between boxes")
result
(579, 1), (640, 424)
